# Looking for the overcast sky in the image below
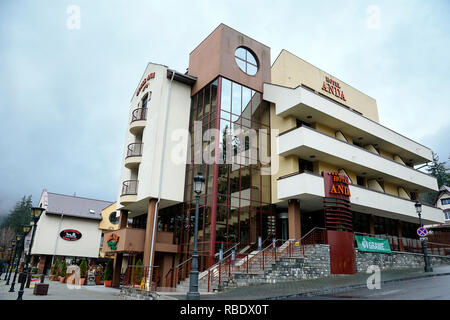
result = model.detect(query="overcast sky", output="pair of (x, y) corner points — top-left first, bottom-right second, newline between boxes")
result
(0, 0), (449, 216)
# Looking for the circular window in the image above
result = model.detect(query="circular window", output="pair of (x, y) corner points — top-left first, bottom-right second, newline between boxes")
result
(109, 212), (119, 225)
(235, 47), (258, 76)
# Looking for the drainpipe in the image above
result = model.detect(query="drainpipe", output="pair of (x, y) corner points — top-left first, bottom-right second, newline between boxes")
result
(147, 69), (176, 288)
(52, 213), (64, 267)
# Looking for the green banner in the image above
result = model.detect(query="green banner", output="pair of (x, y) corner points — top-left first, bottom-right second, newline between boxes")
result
(355, 235), (391, 253)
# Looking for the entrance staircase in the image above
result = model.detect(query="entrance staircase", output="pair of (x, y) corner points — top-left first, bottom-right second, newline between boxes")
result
(169, 227), (327, 293)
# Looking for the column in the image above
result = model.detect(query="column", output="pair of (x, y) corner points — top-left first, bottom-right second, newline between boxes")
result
(144, 198), (159, 267)
(288, 199), (301, 240)
(112, 253), (123, 288)
(119, 210), (128, 229)
(397, 220), (404, 251)
(369, 215), (375, 235)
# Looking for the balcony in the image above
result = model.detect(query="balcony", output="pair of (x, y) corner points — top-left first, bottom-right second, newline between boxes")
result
(277, 172), (444, 224)
(125, 143), (143, 169)
(277, 125), (438, 193)
(120, 180), (138, 206)
(263, 83), (433, 164)
(129, 107), (147, 135)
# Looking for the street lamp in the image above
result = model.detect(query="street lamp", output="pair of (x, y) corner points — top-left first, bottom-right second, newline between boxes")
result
(415, 202), (433, 272)
(186, 173), (205, 300)
(17, 206), (45, 300)
(4, 241), (16, 282)
(9, 231), (27, 291)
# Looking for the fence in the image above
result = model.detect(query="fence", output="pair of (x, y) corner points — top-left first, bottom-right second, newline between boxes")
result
(122, 265), (159, 291)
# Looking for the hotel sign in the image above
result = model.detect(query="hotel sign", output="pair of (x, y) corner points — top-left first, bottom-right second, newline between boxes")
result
(136, 72), (155, 96)
(322, 76), (346, 102)
(324, 171), (351, 199)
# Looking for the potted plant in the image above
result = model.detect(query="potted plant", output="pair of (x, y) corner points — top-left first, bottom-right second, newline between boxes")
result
(134, 259), (143, 287)
(50, 258), (59, 281)
(103, 260), (113, 287)
(79, 259), (87, 285)
(59, 260), (67, 283)
(31, 266), (38, 274)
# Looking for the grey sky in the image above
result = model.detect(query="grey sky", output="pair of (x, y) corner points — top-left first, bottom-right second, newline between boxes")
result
(0, 0), (449, 216)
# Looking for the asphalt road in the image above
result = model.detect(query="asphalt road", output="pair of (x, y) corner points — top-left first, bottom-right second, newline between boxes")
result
(287, 275), (450, 300)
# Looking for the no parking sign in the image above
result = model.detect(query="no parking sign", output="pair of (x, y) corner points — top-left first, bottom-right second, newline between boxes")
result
(417, 227), (428, 237)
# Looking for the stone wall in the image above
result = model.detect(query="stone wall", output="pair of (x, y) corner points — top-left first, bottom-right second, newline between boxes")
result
(355, 250), (450, 272)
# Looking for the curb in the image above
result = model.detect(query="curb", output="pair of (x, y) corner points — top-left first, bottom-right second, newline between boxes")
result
(265, 271), (450, 300)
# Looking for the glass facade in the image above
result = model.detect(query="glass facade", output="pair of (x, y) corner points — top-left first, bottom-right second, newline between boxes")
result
(177, 77), (273, 270)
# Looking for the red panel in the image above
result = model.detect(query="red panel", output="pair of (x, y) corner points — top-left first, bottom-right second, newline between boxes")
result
(327, 230), (356, 274)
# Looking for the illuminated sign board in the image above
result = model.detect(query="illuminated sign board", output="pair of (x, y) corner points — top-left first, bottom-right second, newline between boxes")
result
(324, 171), (351, 199)
(60, 229), (82, 241)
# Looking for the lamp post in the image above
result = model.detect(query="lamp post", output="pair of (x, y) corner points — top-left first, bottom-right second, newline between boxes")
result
(17, 206), (44, 300)
(415, 202), (433, 272)
(4, 242), (16, 282)
(9, 231), (27, 292)
(186, 173), (205, 300)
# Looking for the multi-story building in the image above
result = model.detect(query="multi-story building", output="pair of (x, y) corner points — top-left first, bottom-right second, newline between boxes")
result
(102, 24), (444, 287)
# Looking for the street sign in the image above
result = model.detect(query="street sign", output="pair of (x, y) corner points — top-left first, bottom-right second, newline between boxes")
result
(417, 227), (428, 237)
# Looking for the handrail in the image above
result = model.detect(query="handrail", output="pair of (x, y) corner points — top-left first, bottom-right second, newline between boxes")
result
(126, 143), (143, 158)
(198, 242), (241, 281)
(131, 107), (147, 122)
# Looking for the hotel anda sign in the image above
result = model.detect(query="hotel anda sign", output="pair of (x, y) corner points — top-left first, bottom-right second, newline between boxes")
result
(322, 76), (346, 102)
(324, 171), (351, 199)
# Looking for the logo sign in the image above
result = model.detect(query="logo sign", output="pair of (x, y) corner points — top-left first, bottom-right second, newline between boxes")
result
(417, 227), (428, 237)
(322, 76), (346, 102)
(355, 235), (391, 253)
(136, 72), (155, 96)
(107, 233), (120, 250)
(60, 229), (82, 241)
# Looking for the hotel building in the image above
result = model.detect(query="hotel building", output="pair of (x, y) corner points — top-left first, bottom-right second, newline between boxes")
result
(102, 24), (444, 287)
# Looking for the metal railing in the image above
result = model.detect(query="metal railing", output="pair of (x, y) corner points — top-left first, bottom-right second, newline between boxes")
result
(121, 180), (138, 196)
(122, 265), (159, 291)
(131, 107), (147, 122)
(126, 143), (143, 158)
(200, 227), (328, 292)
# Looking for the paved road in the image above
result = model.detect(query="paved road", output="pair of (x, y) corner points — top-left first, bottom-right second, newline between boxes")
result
(287, 275), (450, 300)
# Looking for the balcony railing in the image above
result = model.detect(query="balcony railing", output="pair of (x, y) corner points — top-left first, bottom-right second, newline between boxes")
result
(131, 107), (147, 122)
(126, 143), (143, 158)
(121, 180), (138, 196)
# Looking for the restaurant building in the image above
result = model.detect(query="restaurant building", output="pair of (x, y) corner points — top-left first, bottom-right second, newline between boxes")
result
(31, 189), (113, 275)
(102, 24), (444, 287)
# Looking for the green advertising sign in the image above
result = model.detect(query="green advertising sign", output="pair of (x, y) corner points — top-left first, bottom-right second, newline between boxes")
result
(355, 235), (391, 253)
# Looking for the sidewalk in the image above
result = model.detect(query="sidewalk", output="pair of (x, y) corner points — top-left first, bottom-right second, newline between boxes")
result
(159, 265), (450, 300)
(0, 277), (123, 300)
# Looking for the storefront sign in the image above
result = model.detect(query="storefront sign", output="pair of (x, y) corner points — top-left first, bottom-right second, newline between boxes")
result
(355, 235), (391, 253)
(324, 171), (351, 199)
(136, 72), (155, 96)
(107, 233), (119, 250)
(60, 229), (82, 241)
(322, 76), (346, 102)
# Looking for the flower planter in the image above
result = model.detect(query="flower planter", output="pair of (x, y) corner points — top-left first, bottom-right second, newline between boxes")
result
(59, 276), (65, 283)
(104, 280), (112, 287)
(79, 278), (86, 286)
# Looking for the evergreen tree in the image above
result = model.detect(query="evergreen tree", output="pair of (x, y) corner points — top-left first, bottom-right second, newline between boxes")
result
(0, 196), (33, 233)
(419, 153), (450, 205)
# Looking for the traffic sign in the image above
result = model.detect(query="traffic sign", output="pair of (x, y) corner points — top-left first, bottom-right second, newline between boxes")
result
(417, 227), (428, 237)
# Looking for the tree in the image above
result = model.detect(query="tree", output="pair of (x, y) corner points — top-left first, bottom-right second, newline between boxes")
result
(419, 153), (450, 205)
(0, 196), (33, 233)
(60, 260), (67, 278)
(79, 258), (87, 278)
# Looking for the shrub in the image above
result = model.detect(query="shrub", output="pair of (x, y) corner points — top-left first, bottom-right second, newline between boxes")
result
(51, 258), (59, 276)
(79, 259), (87, 278)
(31, 266), (38, 274)
(60, 260), (67, 278)
(103, 260), (113, 281)
(135, 259), (143, 285)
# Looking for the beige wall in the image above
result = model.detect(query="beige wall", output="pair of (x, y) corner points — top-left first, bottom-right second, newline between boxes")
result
(99, 202), (119, 231)
(271, 50), (379, 122)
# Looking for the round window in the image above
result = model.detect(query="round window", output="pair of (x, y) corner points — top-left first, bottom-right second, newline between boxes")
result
(235, 47), (258, 76)
(109, 212), (119, 225)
